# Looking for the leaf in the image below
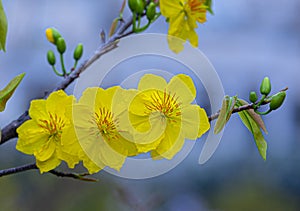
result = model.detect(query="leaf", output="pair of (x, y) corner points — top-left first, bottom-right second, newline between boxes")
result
(109, 18), (119, 37)
(236, 100), (267, 160)
(238, 99), (268, 133)
(214, 95), (237, 134)
(0, 0), (8, 52)
(0, 73), (25, 112)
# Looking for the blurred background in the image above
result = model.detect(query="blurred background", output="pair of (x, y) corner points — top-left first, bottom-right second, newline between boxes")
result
(0, 0), (299, 210)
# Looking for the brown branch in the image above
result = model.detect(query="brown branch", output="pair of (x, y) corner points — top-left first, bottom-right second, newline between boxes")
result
(208, 103), (254, 122)
(0, 163), (96, 181)
(0, 163), (37, 177)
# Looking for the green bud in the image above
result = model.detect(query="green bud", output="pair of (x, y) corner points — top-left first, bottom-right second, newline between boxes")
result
(73, 43), (83, 61)
(269, 91), (286, 111)
(56, 37), (66, 54)
(249, 91), (258, 103)
(146, 2), (156, 21)
(260, 77), (271, 95)
(128, 0), (145, 15)
(47, 50), (56, 65)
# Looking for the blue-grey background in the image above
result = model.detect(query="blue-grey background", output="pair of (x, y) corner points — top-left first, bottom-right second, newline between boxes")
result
(0, 0), (299, 210)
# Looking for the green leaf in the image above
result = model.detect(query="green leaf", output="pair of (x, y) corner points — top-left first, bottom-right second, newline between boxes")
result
(0, 0), (8, 52)
(238, 99), (268, 133)
(236, 100), (267, 160)
(0, 73), (25, 112)
(214, 95), (237, 134)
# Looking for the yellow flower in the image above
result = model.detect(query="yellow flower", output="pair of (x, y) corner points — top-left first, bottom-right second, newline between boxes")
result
(128, 74), (210, 159)
(61, 87), (138, 173)
(160, 0), (208, 52)
(16, 90), (79, 173)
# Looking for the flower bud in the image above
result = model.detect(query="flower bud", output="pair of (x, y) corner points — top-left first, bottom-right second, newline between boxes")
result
(47, 50), (56, 65)
(249, 91), (258, 103)
(260, 77), (271, 95)
(128, 0), (145, 15)
(73, 43), (83, 61)
(45, 28), (62, 45)
(146, 2), (156, 21)
(56, 37), (66, 54)
(269, 91), (286, 111)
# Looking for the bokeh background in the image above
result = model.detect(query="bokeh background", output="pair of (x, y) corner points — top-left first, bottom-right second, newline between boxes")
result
(0, 0), (299, 210)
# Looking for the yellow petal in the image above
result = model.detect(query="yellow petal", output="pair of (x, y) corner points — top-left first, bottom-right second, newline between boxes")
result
(46, 90), (74, 117)
(56, 147), (80, 168)
(188, 29), (199, 47)
(138, 74), (167, 91)
(198, 107), (210, 137)
(34, 137), (56, 161)
(151, 124), (184, 160)
(167, 74), (196, 104)
(36, 154), (61, 173)
(81, 155), (102, 174)
(16, 120), (49, 154)
(160, 0), (183, 17)
(181, 105), (201, 140)
(61, 126), (83, 157)
(29, 100), (48, 120)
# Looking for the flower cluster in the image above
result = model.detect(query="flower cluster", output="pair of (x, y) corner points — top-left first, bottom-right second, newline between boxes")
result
(16, 74), (210, 174)
(160, 0), (211, 53)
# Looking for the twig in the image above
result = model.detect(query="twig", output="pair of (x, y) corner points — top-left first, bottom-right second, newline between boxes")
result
(0, 163), (96, 182)
(208, 103), (254, 122)
(0, 163), (37, 177)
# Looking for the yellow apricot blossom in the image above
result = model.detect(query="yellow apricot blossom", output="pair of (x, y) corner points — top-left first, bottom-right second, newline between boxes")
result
(128, 74), (210, 159)
(160, 0), (208, 52)
(16, 90), (79, 173)
(61, 87), (138, 173)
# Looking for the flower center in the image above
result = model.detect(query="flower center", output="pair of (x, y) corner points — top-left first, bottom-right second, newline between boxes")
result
(38, 113), (66, 140)
(145, 91), (181, 121)
(187, 0), (206, 13)
(94, 107), (119, 141)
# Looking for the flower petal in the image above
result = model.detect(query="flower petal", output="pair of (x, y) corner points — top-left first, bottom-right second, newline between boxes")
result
(36, 154), (61, 173)
(34, 137), (56, 161)
(46, 90), (74, 117)
(167, 74), (196, 104)
(151, 124), (184, 159)
(16, 120), (49, 154)
(29, 100), (48, 121)
(198, 107), (210, 137)
(138, 74), (167, 91)
(160, 0), (183, 18)
(181, 105), (201, 140)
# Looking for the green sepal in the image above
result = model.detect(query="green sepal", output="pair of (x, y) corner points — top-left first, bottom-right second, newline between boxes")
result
(205, 0), (214, 15)
(0, 73), (25, 112)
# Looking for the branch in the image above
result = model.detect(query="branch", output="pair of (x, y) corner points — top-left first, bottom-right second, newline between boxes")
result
(208, 103), (254, 122)
(208, 87), (288, 122)
(0, 163), (37, 177)
(0, 163), (97, 182)
(0, 16), (134, 145)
